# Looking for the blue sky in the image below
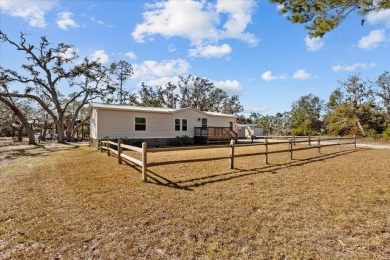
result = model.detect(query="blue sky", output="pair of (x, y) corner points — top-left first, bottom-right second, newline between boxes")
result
(1, 0), (390, 116)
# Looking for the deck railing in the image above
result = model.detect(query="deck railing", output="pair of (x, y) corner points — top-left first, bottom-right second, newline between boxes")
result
(194, 126), (237, 144)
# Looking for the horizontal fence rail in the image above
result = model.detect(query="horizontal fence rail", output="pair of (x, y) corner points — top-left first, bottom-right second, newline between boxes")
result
(100, 138), (148, 181)
(98, 135), (357, 182)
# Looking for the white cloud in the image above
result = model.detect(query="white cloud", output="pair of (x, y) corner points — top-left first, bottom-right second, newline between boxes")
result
(214, 80), (242, 92)
(358, 30), (386, 49)
(168, 44), (177, 52)
(276, 4), (284, 11)
(367, 9), (390, 27)
(332, 63), (376, 72)
(56, 11), (79, 30)
(0, 0), (57, 27)
(304, 36), (324, 51)
(91, 50), (110, 64)
(90, 16), (104, 25)
(132, 59), (190, 80)
(132, 0), (258, 57)
(58, 47), (77, 60)
(89, 16), (114, 28)
(189, 44), (232, 58)
(125, 52), (137, 60)
(244, 106), (269, 113)
(215, 0), (258, 46)
(132, 0), (219, 43)
(293, 69), (312, 80)
(142, 76), (181, 87)
(261, 70), (285, 81)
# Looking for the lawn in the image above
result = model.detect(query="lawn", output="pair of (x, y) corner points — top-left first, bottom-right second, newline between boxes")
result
(1, 143), (390, 259)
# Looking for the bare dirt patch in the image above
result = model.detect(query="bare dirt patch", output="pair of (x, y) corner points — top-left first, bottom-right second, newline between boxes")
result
(1, 144), (390, 259)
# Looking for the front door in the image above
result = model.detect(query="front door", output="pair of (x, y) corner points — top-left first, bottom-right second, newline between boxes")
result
(202, 118), (207, 128)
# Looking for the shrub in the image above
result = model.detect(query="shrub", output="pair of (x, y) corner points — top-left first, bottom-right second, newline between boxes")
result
(168, 135), (194, 146)
(107, 138), (145, 148)
(383, 127), (390, 139)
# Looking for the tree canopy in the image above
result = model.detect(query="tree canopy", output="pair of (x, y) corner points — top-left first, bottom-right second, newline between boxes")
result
(137, 75), (244, 115)
(270, 0), (390, 37)
(289, 94), (324, 135)
(0, 31), (110, 143)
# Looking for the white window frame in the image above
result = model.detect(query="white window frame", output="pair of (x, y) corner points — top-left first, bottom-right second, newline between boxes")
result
(134, 116), (147, 132)
(174, 118), (188, 132)
(181, 118), (188, 132)
(174, 118), (181, 132)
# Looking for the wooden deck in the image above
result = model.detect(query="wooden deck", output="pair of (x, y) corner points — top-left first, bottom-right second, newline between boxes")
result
(194, 127), (237, 144)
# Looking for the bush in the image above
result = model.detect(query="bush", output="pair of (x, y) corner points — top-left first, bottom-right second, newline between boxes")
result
(168, 135), (194, 146)
(383, 127), (390, 138)
(107, 138), (145, 148)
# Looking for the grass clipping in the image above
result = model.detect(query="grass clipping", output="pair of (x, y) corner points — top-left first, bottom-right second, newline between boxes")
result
(1, 144), (390, 259)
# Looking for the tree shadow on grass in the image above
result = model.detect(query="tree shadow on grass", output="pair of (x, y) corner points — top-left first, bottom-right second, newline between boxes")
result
(144, 148), (368, 190)
(121, 159), (193, 191)
(0, 145), (80, 164)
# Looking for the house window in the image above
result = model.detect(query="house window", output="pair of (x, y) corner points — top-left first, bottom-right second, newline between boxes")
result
(175, 119), (188, 131)
(202, 118), (207, 127)
(135, 117), (146, 131)
(182, 119), (188, 131)
(175, 119), (181, 131)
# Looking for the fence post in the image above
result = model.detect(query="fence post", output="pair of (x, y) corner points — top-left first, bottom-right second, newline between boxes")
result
(308, 135), (311, 146)
(353, 135), (356, 148)
(107, 138), (110, 156)
(317, 137), (321, 155)
(293, 135), (296, 146)
(206, 127), (209, 145)
(118, 139), (123, 164)
(338, 135), (341, 152)
(230, 139), (235, 169)
(99, 139), (103, 152)
(142, 142), (148, 182)
(289, 138), (293, 160)
(264, 139), (269, 164)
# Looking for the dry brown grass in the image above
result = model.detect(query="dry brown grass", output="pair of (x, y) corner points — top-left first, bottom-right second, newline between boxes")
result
(1, 143), (390, 259)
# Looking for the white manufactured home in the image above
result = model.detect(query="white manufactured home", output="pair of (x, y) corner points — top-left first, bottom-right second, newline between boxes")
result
(88, 103), (237, 148)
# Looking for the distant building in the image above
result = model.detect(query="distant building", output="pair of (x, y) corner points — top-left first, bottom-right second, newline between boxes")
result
(237, 124), (264, 139)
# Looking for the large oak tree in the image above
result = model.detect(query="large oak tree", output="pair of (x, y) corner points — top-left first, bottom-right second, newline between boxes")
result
(0, 31), (109, 143)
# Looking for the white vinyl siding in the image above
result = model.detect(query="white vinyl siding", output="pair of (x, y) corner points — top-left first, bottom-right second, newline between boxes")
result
(90, 109), (98, 139)
(94, 107), (236, 139)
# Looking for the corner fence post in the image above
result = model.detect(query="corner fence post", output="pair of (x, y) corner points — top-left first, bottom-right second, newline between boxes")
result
(353, 135), (356, 148)
(338, 135), (341, 152)
(107, 138), (110, 156)
(289, 138), (293, 160)
(308, 135), (311, 146)
(264, 139), (269, 164)
(229, 139), (235, 169)
(118, 139), (123, 164)
(142, 142), (148, 182)
(317, 137), (321, 155)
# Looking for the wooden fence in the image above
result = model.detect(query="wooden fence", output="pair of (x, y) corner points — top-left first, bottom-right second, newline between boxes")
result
(99, 135), (357, 182)
(100, 138), (148, 181)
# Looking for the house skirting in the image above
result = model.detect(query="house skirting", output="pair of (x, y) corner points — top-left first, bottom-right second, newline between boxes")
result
(90, 137), (176, 149)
